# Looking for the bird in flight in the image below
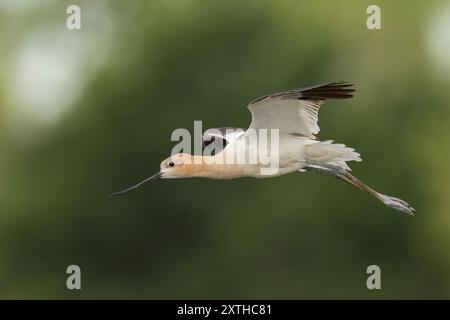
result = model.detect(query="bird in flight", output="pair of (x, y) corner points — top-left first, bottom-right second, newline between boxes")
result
(109, 82), (415, 215)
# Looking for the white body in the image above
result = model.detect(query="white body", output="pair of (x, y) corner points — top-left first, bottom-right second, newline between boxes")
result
(216, 132), (360, 178)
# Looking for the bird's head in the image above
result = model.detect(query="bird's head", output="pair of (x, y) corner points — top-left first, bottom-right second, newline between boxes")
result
(108, 153), (196, 197)
(159, 153), (195, 179)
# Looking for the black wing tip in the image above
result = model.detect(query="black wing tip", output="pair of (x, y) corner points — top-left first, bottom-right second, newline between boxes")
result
(298, 81), (355, 100)
(249, 81), (355, 105)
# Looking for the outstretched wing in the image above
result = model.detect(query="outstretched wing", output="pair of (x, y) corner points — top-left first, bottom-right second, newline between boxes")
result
(247, 82), (354, 138)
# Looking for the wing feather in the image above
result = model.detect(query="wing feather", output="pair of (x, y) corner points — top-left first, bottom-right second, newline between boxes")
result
(202, 127), (245, 147)
(247, 82), (354, 138)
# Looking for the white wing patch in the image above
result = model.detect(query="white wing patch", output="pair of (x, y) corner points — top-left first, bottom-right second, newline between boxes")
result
(298, 99), (321, 135)
(248, 98), (323, 138)
(203, 127), (246, 146)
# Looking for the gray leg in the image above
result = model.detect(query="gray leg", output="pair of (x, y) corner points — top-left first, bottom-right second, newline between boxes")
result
(304, 162), (415, 216)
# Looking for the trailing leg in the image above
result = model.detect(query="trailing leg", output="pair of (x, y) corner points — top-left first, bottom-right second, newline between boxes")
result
(304, 162), (415, 216)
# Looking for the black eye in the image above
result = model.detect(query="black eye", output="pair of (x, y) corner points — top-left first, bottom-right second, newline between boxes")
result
(169, 162), (175, 167)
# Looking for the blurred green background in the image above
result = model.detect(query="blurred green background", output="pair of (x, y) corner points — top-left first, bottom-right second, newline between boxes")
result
(1, 0), (450, 299)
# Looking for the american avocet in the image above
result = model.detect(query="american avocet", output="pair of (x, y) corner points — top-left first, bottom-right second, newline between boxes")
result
(109, 82), (415, 215)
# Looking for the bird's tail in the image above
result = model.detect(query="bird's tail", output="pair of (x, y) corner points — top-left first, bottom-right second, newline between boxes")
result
(304, 140), (362, 171)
